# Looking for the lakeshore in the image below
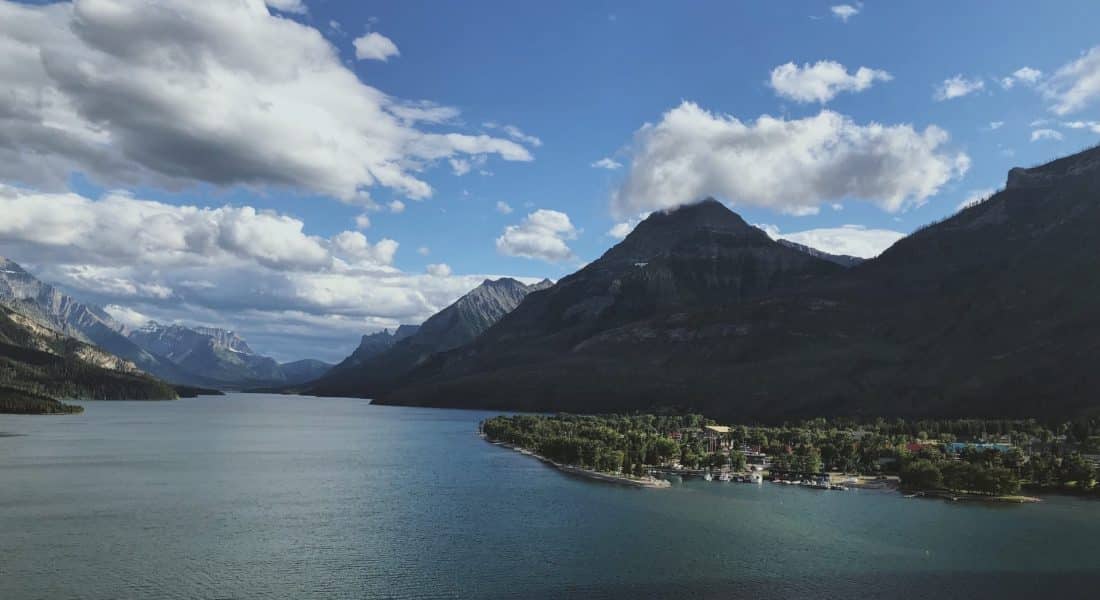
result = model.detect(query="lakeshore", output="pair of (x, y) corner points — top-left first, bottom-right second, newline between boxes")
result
(480, 413), (1100, 503)
(484, 435), (670, 488)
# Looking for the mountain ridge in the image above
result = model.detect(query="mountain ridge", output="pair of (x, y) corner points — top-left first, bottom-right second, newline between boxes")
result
(375, 145), (1100, 421)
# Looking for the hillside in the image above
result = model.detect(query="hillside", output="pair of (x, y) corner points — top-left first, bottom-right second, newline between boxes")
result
(0, 259), (201, 385)
(378, 146), (1100, 421)
(0, 305), (178, 414)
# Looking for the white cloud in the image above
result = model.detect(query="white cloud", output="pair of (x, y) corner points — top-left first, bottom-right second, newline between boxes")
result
(332, 231), (398, 266)
(103, 304), (153, 329)
(495, 201), (514, 215)
(388, 200), (406, 213)
(611, 102), (968, 218)
(354, 213), (371, 229)
(1042, 47), (1100, 115)
(0, 0), (531, 203)
(425, 263), (451, 277)
(1000, 66), (1042, 89)
(769, 60), (891, 103)
(0, 184), (539, 362)
(591, 157), (623, 170)
(0, 185), (396, 272)
(830, 4), (859, 22)
(955, 188), (997, 212)
(989, 121), (1005, 130)
(934, 75), (985, 100)
(449, 158), (471, 176)
(760, 224), (904, 259)
(496, 209), (578, 262)
(265, 0), (307, 14)
(607, 212), (650, 240)
(830, 203), (844, 211)
(417, 246), (430, 256)
(1031, 128), (1064, 142)
(1063, 120), (1100, 133)
(353, 31), (399, 62)
(483, 122), (543, 148)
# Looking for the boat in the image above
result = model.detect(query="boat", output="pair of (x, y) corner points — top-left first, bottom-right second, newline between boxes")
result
(703, 472), (713, 481)
(718, 472), (732, 482)
(749, 473), (763, 484)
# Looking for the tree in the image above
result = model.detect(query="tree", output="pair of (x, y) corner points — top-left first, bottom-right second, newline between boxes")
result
(729, 450), (747, 472)
(1060, 454), (1096, 488)
(900, 459), (943, 490)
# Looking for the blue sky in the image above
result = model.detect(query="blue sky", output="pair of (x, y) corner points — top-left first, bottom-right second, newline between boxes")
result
(1, 0), (1099, 361)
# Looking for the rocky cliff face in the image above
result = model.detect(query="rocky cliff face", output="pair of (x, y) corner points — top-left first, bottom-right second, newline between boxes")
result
(128, 321), (285, 387)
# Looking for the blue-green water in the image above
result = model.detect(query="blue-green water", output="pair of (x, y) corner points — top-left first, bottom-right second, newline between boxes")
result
(2, 394), (1099, 599)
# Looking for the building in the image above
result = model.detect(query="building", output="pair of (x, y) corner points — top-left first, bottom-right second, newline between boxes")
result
(702, 425), (732, 453)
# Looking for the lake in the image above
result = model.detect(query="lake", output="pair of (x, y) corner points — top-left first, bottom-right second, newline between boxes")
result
(2, 393), (1099, 599)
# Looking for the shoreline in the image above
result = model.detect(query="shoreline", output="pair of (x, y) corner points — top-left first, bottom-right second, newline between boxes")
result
(901, 489), (1041, 504)
(482, 434), (671, 488)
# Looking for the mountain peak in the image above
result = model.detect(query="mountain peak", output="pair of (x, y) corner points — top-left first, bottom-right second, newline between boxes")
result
(0, 256), (30, 275)
(603, 197), (769, 264)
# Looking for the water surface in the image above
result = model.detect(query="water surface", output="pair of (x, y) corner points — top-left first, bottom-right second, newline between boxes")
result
(2, 394), (1098, 599)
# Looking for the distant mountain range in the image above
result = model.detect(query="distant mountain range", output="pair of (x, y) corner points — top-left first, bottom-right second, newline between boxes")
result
(305, 277), (552, 397)
(366, 144), (1100, 421)
(0, 259), (331, 390)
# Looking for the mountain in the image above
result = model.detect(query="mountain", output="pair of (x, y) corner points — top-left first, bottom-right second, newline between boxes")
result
(0, 258), (194, 384)
(306, 278), (553, 397)
(0, 304), (177, 414)
(377, 146), (1100, 421)
(278, 359), (333, 385)
(0, 260), (327, 389)
(128, 321), (288, 388)
(339, 325), (421, 370)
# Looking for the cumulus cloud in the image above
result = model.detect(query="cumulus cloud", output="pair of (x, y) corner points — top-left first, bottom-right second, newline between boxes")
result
(1042, 46), (1100, 115)
(591, 157), (623, 170)
(1030, 128), (1064, 142)
(759, 224), (904, 259)
(495, 201), (514, 214)
(769, 60), (891, 103)
(611, 102), (968, 218)
(0, 0), (531, 202)
(388, 200), (406, 213)
(989, 121), (1005, 130)
(934, 75), (985, 100)
(1000, 66), (1043, 89)
(425, 263), (452, 277)
(607, 212), (651, 240)
(830, 4), (859, 22)
(0, 184), (538, 362)
(354, 213), (372, 229)
(496, 209), (578, 262)
(0, 185), (396, 273)
(353, 31), (399, 61)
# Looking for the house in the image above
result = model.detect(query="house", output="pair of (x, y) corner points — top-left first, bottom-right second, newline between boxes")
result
(702, 425), (732, 453)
